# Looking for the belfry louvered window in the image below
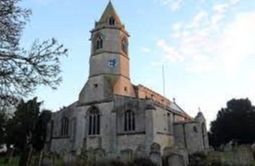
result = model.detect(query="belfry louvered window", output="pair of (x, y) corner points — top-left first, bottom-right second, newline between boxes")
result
(95, 36), (103, 50)
(109, 16), (115, 25)
(124, 110), (135, 131)
(88, 107), (100, 135)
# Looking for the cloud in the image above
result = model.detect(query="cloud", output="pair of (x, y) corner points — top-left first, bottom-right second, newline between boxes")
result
(155, 0), (183, 11)
(157, 40), (184, 61)
(155, 0), (240, 12)
(156, 0), (255, 76)
(217, 11), (255, 75)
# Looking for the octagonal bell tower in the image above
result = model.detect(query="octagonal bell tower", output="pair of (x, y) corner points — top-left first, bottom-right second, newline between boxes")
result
(79, 2), (135, 104)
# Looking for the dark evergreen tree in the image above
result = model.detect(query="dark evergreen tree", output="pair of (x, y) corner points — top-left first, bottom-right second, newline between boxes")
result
(6, 98), (41, 150)
(209, 98), (255, 147)
(5, 98), (52, 165)
(31, 110), (52, 151)
(0, 111), (7, 145)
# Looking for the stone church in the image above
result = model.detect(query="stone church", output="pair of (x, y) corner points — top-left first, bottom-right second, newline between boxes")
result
(47, 1), (209, 160)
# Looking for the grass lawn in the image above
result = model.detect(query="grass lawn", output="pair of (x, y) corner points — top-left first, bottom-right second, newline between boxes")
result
(0, 156), (19, 166)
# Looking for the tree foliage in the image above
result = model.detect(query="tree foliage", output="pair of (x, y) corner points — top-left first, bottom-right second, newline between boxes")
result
(5, 97), (41, 150)
(0, 111), (7, 145)
(0, 0), (68, 108)
(31, 110), (52, 151)
(209, 98), (255, 147)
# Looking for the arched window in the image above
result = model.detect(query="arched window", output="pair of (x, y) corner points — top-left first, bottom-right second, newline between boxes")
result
(109, 16), (115, 26)
(124, 110), (135, 131)
(88, 107), (100, 135)
(94, 34), (103, 51)
(61, 117), (69, 136)
(121, 37), (128, 54)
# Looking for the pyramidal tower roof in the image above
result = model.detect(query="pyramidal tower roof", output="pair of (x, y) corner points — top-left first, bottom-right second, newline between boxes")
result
(98, 1), (122, 25)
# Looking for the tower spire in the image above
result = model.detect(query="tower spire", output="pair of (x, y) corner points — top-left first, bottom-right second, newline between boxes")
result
(98, 1), (122, 25)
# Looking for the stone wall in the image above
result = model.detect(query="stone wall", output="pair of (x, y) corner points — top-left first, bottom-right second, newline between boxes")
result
(173, 112), (209, 154)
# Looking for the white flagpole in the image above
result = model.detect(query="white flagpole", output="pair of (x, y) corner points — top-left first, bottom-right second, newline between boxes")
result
(162, 65), (165, 97)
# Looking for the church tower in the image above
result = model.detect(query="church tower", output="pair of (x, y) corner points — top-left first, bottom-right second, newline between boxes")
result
(79, 2), (135, 104)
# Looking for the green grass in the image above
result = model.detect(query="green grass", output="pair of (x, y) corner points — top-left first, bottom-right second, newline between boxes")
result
(0, 156), (19, 166)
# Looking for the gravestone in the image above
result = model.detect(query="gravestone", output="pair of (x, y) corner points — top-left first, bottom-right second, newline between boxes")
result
(94, 148), (105, 162)
(168, 154), (185, 166)
(232, 145), (254, 165)
(63, 153), (76, 166)
(86, 148), (96, 166)
(163, 146), (188, 166)
(41, 157), (52, 166)
(251, 143), (255, 159)
(120, 149), (133, 162)
(135, 144), (147, 159)
(150, 143), (162, 166)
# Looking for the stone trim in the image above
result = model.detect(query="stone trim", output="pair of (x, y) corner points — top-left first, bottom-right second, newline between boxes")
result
(90, 26), (130, 36)
(77, 98), (113, 107)
(157, 131), (173, 136)
(91, 51), (129, 59)
(89, 73), (130, 80)
(117, 131), (146, 135)
(52, 136), (70, 139)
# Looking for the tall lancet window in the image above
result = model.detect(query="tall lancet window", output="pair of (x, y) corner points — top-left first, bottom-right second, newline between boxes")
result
(88, 107), (100, 135)
(124, 110), (135, 131)
(109, 16), (115, 26)
(96, 36), (103, 50)
(121, 37), (128, 54)
(94, 34), (103, 51)
(61, 117), (69, 136)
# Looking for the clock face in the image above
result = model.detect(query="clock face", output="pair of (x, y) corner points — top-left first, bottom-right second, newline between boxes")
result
(108, 58), (117, 68)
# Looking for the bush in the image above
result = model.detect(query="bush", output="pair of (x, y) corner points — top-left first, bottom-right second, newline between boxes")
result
(189, 152), (208, 166)
(95, 158), (156, 166)
(129, 158), (156, 166)
(96, 159), (126, 166)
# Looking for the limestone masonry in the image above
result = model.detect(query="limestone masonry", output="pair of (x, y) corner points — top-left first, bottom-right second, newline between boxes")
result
(46, 1), (209, 162)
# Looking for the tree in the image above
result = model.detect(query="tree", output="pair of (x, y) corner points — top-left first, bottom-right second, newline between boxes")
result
(31, 110), (52, 151)
(0, 0), (68, 108)
(5, 98), (52, 165)
(209, 98), (255, 147)
(6, 98), (41, 150)
(0, 111), (7, 145)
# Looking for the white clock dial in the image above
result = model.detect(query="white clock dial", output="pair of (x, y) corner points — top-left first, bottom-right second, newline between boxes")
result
(108, 58), (117, 68)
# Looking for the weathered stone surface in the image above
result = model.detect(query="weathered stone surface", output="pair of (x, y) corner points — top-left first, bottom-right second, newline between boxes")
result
(173, 112), (208, 154)
(163, 146), (188, 166)
(41, 158), (52, 166)
(251, 143), (255, 158)
(63, 153), (76, 166)
(135, 144), (147, 159)
(168, 154), (185, 166)
(208, 145), (254, 166)
(120, 149), (133, 162)
(94, 148), (106, 162)
(150, 143), (162, 166)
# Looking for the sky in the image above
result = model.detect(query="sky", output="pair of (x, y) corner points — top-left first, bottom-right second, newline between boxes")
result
(20, 0), (255, 127)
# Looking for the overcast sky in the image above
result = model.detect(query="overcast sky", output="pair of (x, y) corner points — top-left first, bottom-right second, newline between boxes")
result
(20, 0), (255, 127)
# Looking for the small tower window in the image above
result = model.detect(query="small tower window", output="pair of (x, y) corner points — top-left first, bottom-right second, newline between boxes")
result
(109, 16), (115, 26)
(124, 110), (135, 131)
(88, 107), (100, 135)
